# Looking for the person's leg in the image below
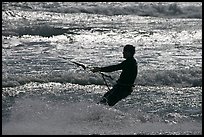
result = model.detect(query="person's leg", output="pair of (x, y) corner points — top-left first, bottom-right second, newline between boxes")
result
(107, 86), (133, 106)
(98, 85), (132, 106)
(107, 93), (129, 106)
(98, 86), (117, 105)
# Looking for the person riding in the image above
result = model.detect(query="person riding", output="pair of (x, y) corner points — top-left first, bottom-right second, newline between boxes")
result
(91, 44), (138, 106)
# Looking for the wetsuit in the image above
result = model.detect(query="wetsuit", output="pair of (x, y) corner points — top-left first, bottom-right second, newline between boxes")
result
(99, 57), (137, 106)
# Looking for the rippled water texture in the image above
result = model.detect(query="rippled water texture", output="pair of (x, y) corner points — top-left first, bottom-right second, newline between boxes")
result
(2, 2), (202, 135)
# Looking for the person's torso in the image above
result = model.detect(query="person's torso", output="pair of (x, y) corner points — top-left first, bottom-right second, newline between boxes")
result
(117, 57), (137, 86)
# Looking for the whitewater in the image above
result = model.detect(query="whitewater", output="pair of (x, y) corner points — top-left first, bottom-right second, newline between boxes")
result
(2, 2), (202, 135)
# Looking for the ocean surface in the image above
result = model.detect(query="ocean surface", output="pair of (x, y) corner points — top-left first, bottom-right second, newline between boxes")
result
(2, 2), (202, 135)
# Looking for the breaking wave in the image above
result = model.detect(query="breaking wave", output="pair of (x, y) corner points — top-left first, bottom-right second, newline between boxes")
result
(9, 25), (77, 37)
(3, 2), (202, 19)
(136, 69), (202, 87)
(2, 68), (202, 88)
(3, 98), (201, 135)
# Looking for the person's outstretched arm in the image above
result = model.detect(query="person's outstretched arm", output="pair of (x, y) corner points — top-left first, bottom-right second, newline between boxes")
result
(91, 61), (124, 73)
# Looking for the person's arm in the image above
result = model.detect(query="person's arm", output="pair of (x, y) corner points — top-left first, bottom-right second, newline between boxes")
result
(92, 61), (125, 73)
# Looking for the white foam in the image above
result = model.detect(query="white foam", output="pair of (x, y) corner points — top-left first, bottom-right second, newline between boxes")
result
(2, 97), (202, 135)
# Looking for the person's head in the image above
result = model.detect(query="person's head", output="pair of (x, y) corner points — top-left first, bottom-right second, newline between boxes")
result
(123, 44), (135, 58)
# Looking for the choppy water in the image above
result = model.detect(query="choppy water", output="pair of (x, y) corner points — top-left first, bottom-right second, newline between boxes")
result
(2, 2), (202, 135)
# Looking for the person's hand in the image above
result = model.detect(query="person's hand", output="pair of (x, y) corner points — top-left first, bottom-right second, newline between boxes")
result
(91, 67), (101, 73)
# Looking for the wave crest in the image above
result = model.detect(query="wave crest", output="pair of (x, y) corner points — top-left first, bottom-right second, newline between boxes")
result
(2, 68), (202, 88)
(3, 2), (202, 19)
(137, 69), (202, 87)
